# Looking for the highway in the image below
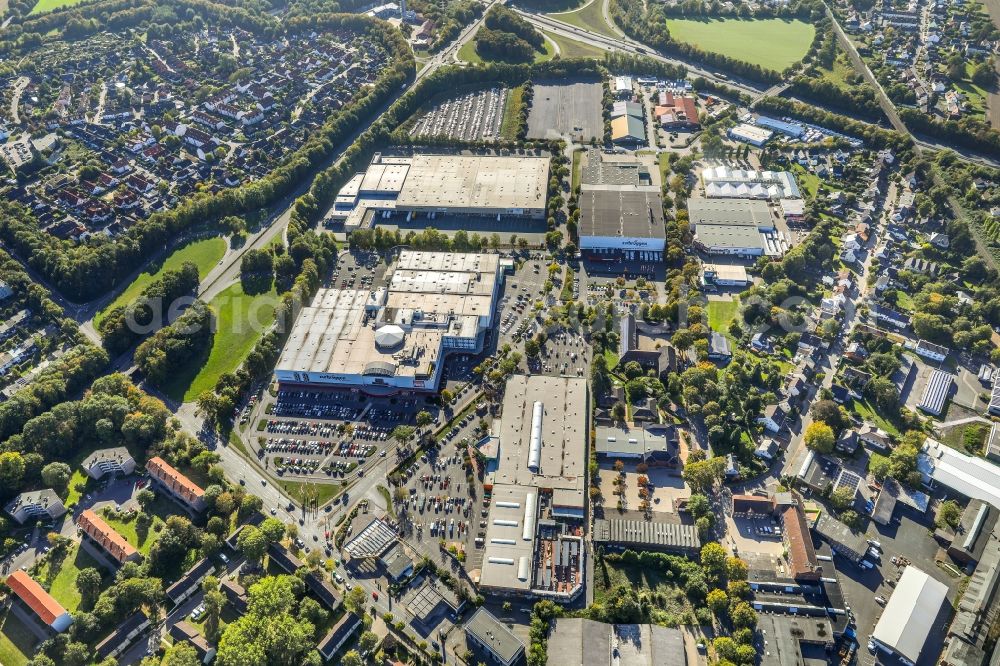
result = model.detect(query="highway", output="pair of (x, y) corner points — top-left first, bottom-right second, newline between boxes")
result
(514, 8), (767, 98)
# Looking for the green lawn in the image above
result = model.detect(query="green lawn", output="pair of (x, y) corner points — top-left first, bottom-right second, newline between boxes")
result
(31, 542), (105, 611)
(594, 559), (693, 620)
(63, 468), (90, 509)
(95, 237), (226, 328)
(792, 164), (820, 200)
(499, 85), (526, 141)
(164, 282), (277, 402)
(101, 498), (175, 556)
(29, 0), (84, 14)
(707, 298), (739, 333)
(548, 0), (619, 37)
(850, 399), (901, 437)
(664, 18), (814, 71)
(0, 611), (33, 666)
(277, 479), (342, 508)
(541, 28), (607, 59)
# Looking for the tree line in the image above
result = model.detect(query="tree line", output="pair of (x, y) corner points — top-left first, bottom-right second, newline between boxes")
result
(135, 299), (214, 386)
(97, 261), (200, 355)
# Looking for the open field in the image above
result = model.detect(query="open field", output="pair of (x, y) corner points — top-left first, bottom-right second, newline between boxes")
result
(548, 0), (618, 37)
(0, 611), (33, 666)
(707, 298), (739, 332)
(29, 0), (84, 14)
(101, 496), (178, 555)
(32, 542), (105, 611)
(95, 237), (227, 328)
(542, 29), (607, 59)
(277, 478), (342, 507)
(664, 18), (814, 71)
(165, 281), (277, 402)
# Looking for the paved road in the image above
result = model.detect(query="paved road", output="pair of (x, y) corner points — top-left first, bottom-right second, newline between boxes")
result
(515, 9), (766, 99)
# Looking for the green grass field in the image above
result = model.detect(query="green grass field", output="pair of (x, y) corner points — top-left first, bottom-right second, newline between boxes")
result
(32, 542), (105, 611)
(166, 282), (278, 402)
(29, 0), (84, 14)
(101, 497), (177, 555)
(542, 29), (607, 59)
(707, 298), (739, 333)
(664, 18), (814, 71)
(548, 0), (619, 38)
(0, 611), (33, 666)
(95, 237), (226, 328)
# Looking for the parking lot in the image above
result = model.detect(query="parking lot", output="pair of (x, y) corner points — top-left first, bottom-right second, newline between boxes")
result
(392, 430), (486, 575)
(840, 505), (960, 666)
(527, 80), (603, 141)
(410, 87), (508, 142)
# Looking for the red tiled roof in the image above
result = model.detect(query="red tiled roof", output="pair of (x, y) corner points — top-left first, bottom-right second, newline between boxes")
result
(781, 503), (819, 580)
(79, 509), (139, 564)
(5, 570), (68, 626)
(146, 457), (204, 506)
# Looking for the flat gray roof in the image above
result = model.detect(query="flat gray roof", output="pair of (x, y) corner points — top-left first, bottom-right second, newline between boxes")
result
(466, 608), (524, 664)
(546, 618), (686, 666)
(687, 198), (774, 228)
(395, 154), (549, 212)
(578, 185), (666, 240)
(695, 224), (765, 250)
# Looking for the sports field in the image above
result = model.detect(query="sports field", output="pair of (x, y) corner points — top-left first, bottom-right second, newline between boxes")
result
(665, 18), (814, 71)
(95, 237), (226, 328)
(166, 281), (278, 402)
(29, 0), (84, 14)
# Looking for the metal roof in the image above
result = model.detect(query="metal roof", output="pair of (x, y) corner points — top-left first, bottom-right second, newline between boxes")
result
(872, 566), (948, 663)
(592, 518), (700, 551)
(918, 369), (953, 416)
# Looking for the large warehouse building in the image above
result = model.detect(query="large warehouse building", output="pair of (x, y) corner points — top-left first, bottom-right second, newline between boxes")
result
(688, 198), (787, 257)
(275, 251), (502, 394)
(578, 184), (666, 262)
(871, 566), (949, 665)
(330, 153), (550, 230)
(478, 375), (588, 598)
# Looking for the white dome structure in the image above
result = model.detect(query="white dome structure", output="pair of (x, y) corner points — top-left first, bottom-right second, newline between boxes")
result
(374, 324), (405, 349)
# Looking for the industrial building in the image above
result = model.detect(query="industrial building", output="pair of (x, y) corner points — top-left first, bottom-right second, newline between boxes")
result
(871, 566), (949, 665)
(917, 369), (954, 416)
(610, 115), (646, 144)
(275, 251), (502, 394)
(545, 618), (686, 666)
(331, 153), (550, 230)
(919, 438), (1000, 509)
(813, 513), (867, 564)
(594, 423), (680, 466)
(727, 123), (773, 146)
(592, 518), (700, 554)
(688, 198), (787, 257)
(941, 514), (1000, 666)
(478, 375), (588, 597)
(577, 184), (666, 262)
(701, 165), (801, 199)
(701, 263), (750, 287)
